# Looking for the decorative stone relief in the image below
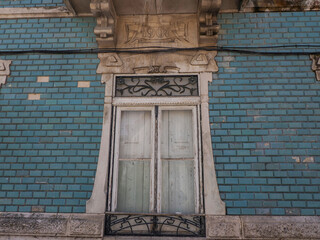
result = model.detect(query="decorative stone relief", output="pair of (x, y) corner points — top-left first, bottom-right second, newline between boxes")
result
(117, 15), (198, 48)
(310, 54), (320, 81)
(0, 59), (12, 88)
(90, 0), (117, 48)
(97, 51), (218, 74)
(125, 21), (188, 44)
(199, 0), (221, 46)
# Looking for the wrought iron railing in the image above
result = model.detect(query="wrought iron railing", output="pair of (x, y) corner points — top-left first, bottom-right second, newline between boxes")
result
(105, 213), (205, 237)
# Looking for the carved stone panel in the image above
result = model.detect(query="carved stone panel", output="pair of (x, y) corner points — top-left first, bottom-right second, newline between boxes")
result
(116, 15), (198, 48)
(0, 59), (12, 88)
(310, 54), (320, 81)
(97, 51), (218, 74)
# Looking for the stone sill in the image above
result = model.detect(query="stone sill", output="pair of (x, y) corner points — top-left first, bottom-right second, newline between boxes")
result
(1, 212), (320, 239)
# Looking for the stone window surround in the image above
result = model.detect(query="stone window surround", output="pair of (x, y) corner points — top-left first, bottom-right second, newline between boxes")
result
(86, 53), (226, 217)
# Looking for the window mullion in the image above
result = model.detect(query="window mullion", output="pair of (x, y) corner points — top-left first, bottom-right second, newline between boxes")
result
(156, 106), (162, 213)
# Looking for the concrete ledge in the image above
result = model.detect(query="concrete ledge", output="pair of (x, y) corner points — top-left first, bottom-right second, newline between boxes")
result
(1, 213), (320, 239)
(0, 213), (104, 238)
(207, 215), (320, 239)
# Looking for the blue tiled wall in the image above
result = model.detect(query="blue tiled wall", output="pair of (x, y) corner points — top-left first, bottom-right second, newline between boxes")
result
(0, 17), (104, 213)
(0, 0), (65, 8)
(213, 11), (320, 215)
(0, 11), (320, 215)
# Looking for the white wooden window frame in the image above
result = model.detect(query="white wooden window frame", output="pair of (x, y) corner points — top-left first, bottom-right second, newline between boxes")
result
(110, 104), (202, 214)
(157, 105), (201, 214)
(111, 106), (156, 213)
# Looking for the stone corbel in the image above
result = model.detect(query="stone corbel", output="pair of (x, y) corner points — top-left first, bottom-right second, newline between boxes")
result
(199, 0), (221, 46)
(0, 60), (12, 88)
(310, 54), (320, 81)
(90, 0), (117, 48)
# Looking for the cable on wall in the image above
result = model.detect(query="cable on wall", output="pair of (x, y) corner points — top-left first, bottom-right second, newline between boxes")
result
(0, 44), (320, 56)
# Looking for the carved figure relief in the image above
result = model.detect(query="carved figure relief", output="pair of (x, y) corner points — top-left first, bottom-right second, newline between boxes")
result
(125, 21), (188, 44)
(310, 54), (320, 81)
(0, 59), (12, 88)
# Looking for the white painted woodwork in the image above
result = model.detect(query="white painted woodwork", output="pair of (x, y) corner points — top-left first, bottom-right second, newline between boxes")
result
(161, 110), (194, 159)
(112, 108), (154, 213)
(119, 111), (151, 159)
(161, 160), (195, 214)
(160, 109), (196, 213)
(116, 111), (152, 212)
(117, 160), (150, 212)
(158, 107), (199, 214)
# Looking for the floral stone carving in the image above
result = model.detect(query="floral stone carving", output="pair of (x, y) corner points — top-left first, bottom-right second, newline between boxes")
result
(310, 54), (320, 81)
(0, 59), (12, 88)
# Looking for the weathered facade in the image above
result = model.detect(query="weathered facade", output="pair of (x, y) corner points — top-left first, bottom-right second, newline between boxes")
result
(0, 0), (320, 239)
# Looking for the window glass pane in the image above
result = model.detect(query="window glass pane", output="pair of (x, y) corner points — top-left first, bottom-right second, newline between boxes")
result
(117, 160), (150, 213)
(119, 111), (151, 159)
(161, 160), (195, 214)
(161, 110), (194, 159)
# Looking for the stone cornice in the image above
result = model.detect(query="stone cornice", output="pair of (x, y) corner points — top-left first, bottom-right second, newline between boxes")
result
(0, 7), (75, 19)
(240, 0), (320, 12)
(88, 0), (222, 48)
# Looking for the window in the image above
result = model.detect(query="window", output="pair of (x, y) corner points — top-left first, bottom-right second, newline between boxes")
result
(86, 73), (225, 237)
(111, 106), (201, 214)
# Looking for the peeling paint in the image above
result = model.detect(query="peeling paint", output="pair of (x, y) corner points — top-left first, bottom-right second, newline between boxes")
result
(292, 156), (300, 163)
(302, 157), (314, 163)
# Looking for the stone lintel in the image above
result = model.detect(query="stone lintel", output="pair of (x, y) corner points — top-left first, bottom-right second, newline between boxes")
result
(96, 51), (218, 75)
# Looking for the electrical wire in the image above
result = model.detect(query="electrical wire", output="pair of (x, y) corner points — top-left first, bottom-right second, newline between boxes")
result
(0, 44), (320, 56)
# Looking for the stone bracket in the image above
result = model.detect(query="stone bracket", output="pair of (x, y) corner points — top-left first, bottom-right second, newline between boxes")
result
(0, 59), (12, 88)
(310, 54), (320, 81)
(199, 0), (221, 46)
(90, 0), (117, 48)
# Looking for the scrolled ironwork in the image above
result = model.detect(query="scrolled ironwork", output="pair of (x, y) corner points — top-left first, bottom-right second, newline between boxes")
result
(115, 75), (199, 97)
(105, 213), (205, 237)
